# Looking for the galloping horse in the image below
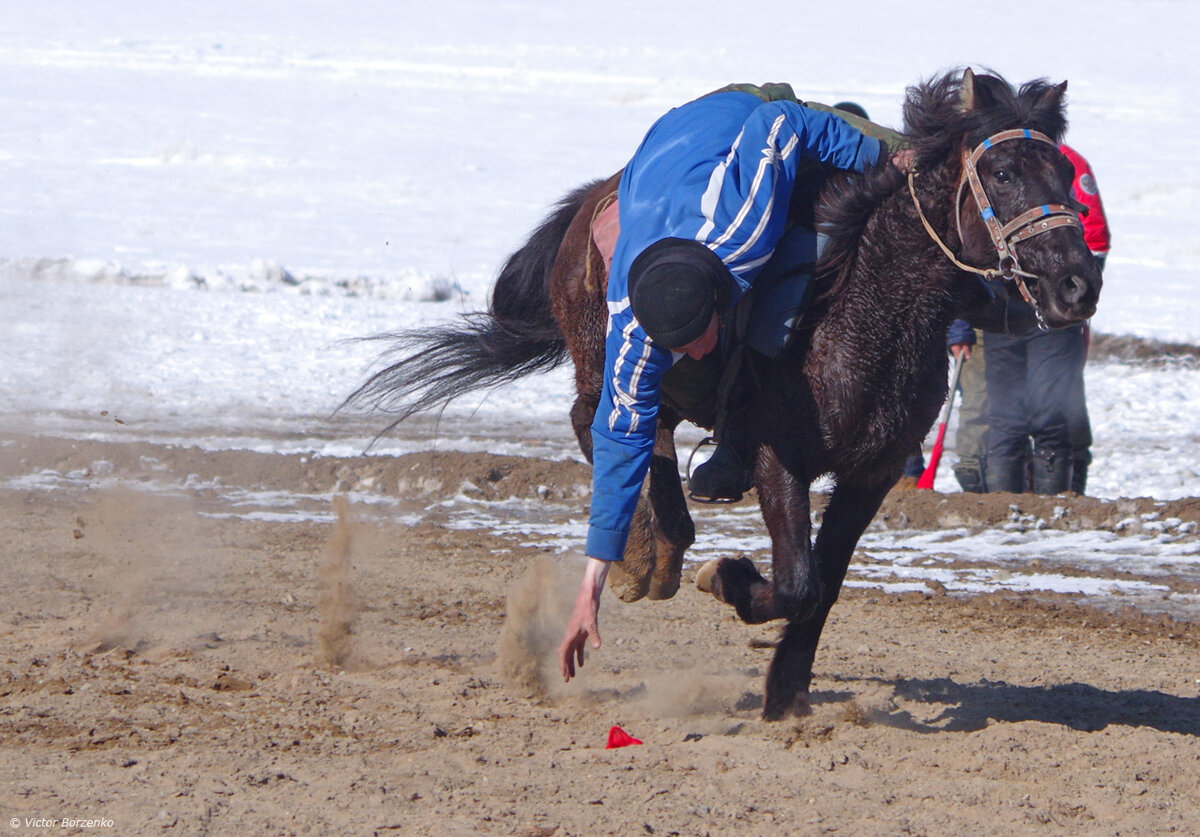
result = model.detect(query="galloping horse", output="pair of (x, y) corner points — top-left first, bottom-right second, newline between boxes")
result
(346, 69), (1102, 719)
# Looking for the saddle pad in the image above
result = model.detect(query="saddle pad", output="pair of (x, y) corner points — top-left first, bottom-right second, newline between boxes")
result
(591, 197), (620, 272)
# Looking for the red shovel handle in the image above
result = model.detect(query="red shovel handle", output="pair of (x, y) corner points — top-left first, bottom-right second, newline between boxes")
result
(917, 353), (965, 490)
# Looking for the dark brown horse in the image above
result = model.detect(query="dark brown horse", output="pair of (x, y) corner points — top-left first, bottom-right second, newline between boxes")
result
(346, 69), (1102, 719)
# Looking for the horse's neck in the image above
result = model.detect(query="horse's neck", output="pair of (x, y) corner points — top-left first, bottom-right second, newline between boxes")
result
(829, 174), (960, 347)
(811, 169), (963, 404)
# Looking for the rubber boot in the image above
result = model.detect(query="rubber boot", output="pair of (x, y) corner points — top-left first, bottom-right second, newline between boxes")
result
(1031, 448), (1072, 495)
(1070, 460), (1088, 495)
(985, 454), (1027, 494)
(953, 458), (986, 494)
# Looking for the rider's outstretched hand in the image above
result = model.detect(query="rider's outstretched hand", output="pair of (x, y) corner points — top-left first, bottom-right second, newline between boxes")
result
(558, 557), (610, 681)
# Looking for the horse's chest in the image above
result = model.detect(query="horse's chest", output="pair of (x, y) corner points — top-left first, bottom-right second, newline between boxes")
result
(815, 352), (943, 454)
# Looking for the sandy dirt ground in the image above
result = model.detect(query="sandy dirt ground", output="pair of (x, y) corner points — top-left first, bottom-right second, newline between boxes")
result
(2, 432), (1199, 836)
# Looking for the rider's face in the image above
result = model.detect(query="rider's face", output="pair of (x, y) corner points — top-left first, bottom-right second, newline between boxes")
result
(676, 312), (719, 361)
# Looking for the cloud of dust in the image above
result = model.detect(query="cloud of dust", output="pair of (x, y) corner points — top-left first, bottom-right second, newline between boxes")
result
(496, 556), (571, 701)
(84, 487), (218, 653)
(636, 670), (728, 719)
(316, 495), (363, 670)
(495, 556), (738, 721)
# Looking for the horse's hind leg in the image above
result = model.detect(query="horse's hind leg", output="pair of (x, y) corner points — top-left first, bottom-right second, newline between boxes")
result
(550, 173), (619, 463)
(644, 412), (694, 598)
(569, 391), (599, 462)
(763, 478), (891, 720)
(608, 411), (695, 601)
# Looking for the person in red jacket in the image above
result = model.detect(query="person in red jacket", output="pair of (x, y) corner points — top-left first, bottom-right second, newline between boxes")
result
(1060, 144), (1111, 261)
(1058, 143), (1110, 493)
(978, 143), (1110, 494)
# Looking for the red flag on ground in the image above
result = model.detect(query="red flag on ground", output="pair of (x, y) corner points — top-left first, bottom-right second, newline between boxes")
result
(605, 725), (643, 748)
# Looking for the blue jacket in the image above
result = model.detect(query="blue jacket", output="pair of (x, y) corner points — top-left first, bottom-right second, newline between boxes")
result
(586, 90), (885, 562)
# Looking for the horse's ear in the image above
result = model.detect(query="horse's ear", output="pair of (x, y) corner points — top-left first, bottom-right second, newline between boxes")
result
(959, 68), (976, 112)
(1038, 80), (1069, 114)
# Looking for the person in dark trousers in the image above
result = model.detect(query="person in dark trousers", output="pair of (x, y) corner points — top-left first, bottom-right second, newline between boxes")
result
(949, 324), (989, 492)
(960, 143), (1109, 495)
(983, 321), (1088, 493)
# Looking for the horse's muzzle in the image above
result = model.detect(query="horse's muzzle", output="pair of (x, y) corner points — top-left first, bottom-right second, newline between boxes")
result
(1043, 266), (1102, 326)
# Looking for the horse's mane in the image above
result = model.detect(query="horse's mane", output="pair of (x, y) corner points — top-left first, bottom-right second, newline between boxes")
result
(904, 68), (1068, 168)
(813, 68), (1069, 299)
(811, 160), (903, 298)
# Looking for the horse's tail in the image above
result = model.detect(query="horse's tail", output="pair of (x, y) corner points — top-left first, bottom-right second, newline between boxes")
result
(343, 181), (600, 431)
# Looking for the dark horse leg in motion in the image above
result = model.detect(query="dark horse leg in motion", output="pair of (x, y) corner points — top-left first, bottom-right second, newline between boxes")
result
(706, 445), (820, 627)
(763, 478), (892, 719)
(705, 443), (892, 719)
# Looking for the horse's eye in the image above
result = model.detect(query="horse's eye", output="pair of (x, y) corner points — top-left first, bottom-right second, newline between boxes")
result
(993, 169), (1012, 184)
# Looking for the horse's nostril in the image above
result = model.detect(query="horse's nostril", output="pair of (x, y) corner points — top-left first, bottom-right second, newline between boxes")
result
(1060, 275), (1087, 305)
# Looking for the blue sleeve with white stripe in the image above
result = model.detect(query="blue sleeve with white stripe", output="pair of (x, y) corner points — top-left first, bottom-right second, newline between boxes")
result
(585, 315), (672, 561)
(697, 100), (883, 284)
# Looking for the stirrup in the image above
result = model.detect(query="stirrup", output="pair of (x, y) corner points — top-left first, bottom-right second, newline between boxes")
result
(685, 437), (742, 504)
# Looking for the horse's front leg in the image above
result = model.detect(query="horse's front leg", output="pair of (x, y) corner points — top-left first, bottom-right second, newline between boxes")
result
(607, 411), (695, 602)
(763, 477), (892, 720)
(705, 445), (816, 624)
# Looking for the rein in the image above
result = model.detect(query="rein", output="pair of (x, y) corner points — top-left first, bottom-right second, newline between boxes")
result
(907, 128), (1082, 330)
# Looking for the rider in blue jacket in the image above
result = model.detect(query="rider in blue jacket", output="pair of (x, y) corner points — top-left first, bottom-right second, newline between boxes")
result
(561, 85), (899, 681)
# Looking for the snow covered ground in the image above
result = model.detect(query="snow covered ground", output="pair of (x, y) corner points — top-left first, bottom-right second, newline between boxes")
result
(2, 1), (1198, 610)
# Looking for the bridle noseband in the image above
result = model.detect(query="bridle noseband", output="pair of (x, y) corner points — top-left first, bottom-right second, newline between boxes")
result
(908, 128), (1082, 329)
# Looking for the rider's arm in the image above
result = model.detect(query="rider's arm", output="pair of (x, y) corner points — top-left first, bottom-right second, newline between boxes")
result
(584, 318), (671, 562)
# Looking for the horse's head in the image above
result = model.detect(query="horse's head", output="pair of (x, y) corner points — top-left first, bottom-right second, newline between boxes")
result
(907, 69), (1103, 328)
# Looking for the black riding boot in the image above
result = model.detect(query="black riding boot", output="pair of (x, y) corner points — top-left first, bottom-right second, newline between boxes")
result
(985, 454), (1027, 494)
(688, 394), (756, 504)
(1031, 448), (1072, 495)
(688, 441), (752, 502)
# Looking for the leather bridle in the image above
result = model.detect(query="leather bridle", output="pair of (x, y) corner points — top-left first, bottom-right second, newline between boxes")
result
(908, 128), (1082, 328)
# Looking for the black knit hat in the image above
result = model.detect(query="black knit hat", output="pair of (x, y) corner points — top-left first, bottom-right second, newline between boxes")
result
(628, 238), (729, 348)
(833, 101), (869, 120)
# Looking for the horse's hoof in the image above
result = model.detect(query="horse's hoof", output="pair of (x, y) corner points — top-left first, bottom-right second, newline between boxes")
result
(695, 559), (720, 593)
(709, 555), (763, 603)
(708, 556), (773, 623)
(646, 572), (681, 600)
(762, 689), (811, 722)
(646, 542), (684, 600)
(606, 560), (649, 603)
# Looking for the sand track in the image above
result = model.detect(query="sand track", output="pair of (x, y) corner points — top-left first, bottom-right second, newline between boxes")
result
(2, 432), (1198, 835)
